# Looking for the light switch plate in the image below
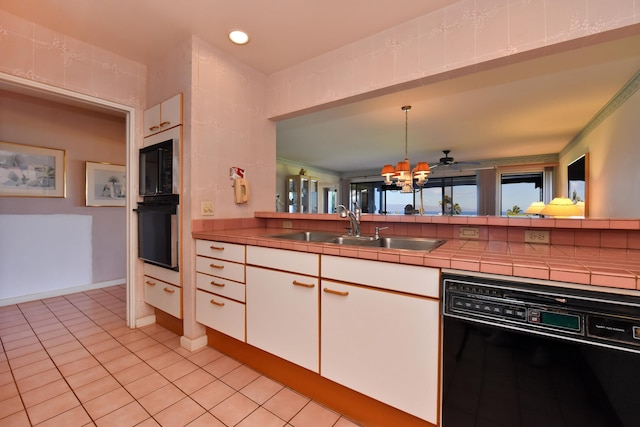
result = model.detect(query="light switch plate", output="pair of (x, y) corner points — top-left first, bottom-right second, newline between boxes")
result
(524, 229), (550, 244)
(201, 201), (214, 216)
(282, 220), (293, 229)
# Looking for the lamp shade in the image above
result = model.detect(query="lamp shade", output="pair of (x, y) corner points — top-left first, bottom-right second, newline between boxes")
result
(413, 162), (431, 175)
(525, 201), (546, 214)
(381, 164), (395, 176)
(395, 160), (410, 173)
(539, 197), (583, 217)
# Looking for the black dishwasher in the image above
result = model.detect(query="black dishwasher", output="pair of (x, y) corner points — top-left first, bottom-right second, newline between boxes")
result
(442, 273), (640, 427)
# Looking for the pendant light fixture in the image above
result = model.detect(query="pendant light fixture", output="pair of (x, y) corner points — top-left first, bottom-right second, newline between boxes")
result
(381, 105), (430, 193)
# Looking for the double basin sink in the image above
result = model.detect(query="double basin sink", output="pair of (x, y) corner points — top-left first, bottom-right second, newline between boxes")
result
(268, 231), (446, 252)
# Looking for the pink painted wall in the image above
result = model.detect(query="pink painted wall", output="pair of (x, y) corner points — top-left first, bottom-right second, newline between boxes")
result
(0, 89), (126, 295)
(266, 0), (640, 119)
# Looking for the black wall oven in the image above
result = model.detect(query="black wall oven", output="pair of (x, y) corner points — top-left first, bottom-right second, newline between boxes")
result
(139, 138), (179, 196)
(135, 194), (179, 271)
(442, 273), (640, 427)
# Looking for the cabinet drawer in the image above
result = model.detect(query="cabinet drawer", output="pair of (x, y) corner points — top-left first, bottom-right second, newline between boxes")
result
(143, 276), (181, 318)
(196, 290), (245, 342)
(321, 255), (439, 298)
(144, 263), (180, 287)
(196, 272), (245, 302)
(196, 256), (245, 283)
(196, 240), (245, 263)
(247, 246), (318, 276)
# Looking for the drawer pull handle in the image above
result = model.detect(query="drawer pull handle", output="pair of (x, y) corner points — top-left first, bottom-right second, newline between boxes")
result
(323, 288), (349, 296)
(209, 245), (225, 251)
(293, 280), (315, 288)
(148, 125), (160, 132)
(210, 299), (225, 307)
(159, 120), (171, 127)
(209, 263), (224, 269)
(145, 280), (156, 286)
(211, 281), (225, 287)
(163, 287), (175, 294)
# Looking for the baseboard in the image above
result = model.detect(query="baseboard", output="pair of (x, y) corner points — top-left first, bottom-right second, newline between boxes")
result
(0, 278), (126, 307)
(180, 335), (208, 351)
(135, 315), (156, 328)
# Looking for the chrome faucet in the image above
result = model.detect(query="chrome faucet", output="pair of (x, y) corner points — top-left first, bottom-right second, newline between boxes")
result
(337, 203), (361, 236)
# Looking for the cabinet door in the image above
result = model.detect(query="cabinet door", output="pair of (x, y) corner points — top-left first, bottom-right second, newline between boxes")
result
(159, 93), (182, 131)
(321, 280), (439, 423)
(143, 103), (161, 137)
(246, 266), (319, 372)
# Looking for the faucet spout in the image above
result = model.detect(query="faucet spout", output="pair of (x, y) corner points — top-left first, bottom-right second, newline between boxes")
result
(337, 204), (361, 236)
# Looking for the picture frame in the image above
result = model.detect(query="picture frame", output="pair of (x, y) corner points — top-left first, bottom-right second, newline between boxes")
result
(85, 161), (126, 207)
(0, 141), (66, 198)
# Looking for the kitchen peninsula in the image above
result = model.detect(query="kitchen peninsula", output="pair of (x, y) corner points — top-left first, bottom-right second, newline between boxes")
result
(194, 213), (640, 291)
(191, 212), (640, 426)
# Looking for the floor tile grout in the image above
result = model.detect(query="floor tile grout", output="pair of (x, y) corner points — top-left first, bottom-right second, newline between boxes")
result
(0, 286), (361, 427)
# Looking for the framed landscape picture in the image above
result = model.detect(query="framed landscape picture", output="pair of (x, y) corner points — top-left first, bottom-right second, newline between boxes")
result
(0, 141), (66, 198)
(86, 161), (126, 207)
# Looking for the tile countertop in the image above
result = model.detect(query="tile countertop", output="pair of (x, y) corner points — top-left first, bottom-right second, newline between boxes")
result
(192, 227), (640, 294)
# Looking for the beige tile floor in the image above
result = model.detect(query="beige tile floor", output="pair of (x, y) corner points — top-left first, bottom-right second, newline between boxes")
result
(0, 285), (360, 426)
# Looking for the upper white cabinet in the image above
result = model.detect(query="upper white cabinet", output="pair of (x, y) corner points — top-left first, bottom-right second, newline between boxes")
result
(144, 93), (183, 137)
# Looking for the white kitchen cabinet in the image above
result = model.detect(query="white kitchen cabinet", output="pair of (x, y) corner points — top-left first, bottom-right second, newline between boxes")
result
(195, 239), (246, 340)
(142, 263), (181, 318)
(246, 246), (319, 372)
(196, 290), (245, 341)
(144, 93), (183, 137)
(320, 255), (440, 424)
(246, 265), (319, 372)
(143, 276), (182, 319)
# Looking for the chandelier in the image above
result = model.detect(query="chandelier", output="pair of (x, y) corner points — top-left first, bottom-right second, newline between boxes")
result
(380, 105), (430, 193)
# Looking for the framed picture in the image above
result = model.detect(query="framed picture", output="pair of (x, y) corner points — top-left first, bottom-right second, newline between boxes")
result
(0, 141), (66, 198)
(86, 161), (126, 207)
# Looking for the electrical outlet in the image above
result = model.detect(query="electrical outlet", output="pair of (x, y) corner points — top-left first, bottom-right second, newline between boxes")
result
(524, 229), (550, 244)
(282, 220), (293, 229)
(459, 227), (479, 239)
(201, 201), (214, 216)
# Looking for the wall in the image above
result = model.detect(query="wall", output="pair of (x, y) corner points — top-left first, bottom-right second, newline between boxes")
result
(0, 90), (126, 303)
(266, 0), (640, 120)
(560, 82), (640, 218)
(146, 35), (275, 343)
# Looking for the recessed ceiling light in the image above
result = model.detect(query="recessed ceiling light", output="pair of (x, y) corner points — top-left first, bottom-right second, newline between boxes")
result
(228, 30), (249, 45)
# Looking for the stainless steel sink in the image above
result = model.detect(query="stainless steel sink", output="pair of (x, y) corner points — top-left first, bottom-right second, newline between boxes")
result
(268, 231), (445, 252)
(267, 231), (340, 242)
(361, 236), (446, 251)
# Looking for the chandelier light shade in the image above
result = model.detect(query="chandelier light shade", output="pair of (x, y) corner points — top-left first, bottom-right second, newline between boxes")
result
(539, 197), (583, 217)
(380, 105), (430, 192)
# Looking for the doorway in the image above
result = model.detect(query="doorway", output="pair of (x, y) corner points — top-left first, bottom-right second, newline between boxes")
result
(0, 72), (138, 327)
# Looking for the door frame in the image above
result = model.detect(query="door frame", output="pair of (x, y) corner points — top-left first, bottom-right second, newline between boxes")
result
(0, 71), (139, 327)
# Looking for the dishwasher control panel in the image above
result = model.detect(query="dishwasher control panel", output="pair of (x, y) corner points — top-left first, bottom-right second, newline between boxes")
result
(443, 274), (640, 353)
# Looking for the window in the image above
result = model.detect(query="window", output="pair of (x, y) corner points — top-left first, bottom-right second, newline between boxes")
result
(500, 172), (544, 216)
(422, 176), (477, 215)
(352, 175), (478, 215)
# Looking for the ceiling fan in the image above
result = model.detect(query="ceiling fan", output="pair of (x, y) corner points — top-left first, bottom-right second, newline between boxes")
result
(430, 150), (478, 169)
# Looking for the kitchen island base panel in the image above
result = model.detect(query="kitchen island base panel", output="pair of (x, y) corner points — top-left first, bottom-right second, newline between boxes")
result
(205, 328), (437, 427)
(155, 308), (184, 336)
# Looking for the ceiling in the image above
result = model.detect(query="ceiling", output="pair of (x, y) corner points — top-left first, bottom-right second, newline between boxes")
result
(2, 1), (640, 174)
(0, 0), (458, 75)
(278, 34), (640, 174)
